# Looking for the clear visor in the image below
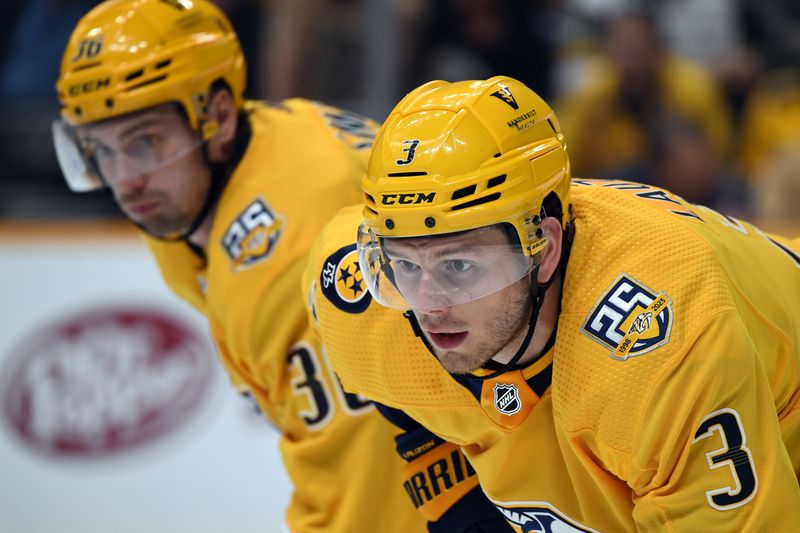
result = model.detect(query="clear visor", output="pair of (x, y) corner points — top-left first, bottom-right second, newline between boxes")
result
(52, 119), (205, 192)
(357, 222), (540, 311)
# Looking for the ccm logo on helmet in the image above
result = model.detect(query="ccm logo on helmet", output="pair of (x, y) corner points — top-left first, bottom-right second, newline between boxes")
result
(381, 192), (436, 205)
(69, 77), (111, 96)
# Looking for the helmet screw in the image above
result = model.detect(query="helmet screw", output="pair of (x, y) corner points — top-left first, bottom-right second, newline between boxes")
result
(424, 217), (436, 228)
(105, 98), (114, 109)
(532, 215), (541, 225)
(536, 228), (544, 238)
(385, 219), (395, 229)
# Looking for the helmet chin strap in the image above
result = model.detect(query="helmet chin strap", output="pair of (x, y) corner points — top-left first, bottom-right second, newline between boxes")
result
(403, 267), (552, 380)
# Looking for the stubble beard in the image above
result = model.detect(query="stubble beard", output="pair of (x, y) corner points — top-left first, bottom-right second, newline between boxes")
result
(427, 280), (533, 375)
(141, 212), (191, 238)
(119, 189), (196, 238)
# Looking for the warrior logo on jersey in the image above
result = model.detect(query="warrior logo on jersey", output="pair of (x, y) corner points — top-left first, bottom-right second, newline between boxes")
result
(494, 383), (521, 415)
(222, 198), (284, 270)
(320, 244), (372, 313)
(581, 273), (673, 361)
(496, 503), (595, 532)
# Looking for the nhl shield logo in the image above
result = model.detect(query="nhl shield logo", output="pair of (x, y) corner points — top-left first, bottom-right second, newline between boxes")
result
(494, 383), (521, 415)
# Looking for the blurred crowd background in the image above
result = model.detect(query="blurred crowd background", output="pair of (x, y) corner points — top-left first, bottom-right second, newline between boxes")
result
(1, 0), (798, 225)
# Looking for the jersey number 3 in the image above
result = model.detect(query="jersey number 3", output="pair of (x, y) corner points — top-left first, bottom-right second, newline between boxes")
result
(288, 342), (372, 430)
(693, 408), (758, 510)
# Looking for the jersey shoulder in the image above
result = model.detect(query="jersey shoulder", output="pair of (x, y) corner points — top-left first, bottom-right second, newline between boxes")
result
(199, 102), (374, 380)
(247, 98), (378, 154)
(554, 179), (800, 454)
(208, 101), (370, 279)
(553, 181), (742, 450)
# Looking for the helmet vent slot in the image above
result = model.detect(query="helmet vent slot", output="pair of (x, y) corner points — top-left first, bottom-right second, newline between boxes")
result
(387, 171), (427, 177)
(451, 185), (476, 200)
(451, 193), (501, 211)
(155, 59), (172, 70)
(487, 174), (506, 188)
(72, 62), (101, 72)
(125, 69), (144, 82)
(127, 74), (168, 91)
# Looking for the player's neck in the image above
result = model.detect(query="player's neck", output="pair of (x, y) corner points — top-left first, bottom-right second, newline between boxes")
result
(186, 208), (216, 248)
(492, 270), (562, 368)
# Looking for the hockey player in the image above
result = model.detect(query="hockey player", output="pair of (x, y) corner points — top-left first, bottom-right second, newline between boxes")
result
(51, 0), (440, 530)
(306, 76), (800, 531)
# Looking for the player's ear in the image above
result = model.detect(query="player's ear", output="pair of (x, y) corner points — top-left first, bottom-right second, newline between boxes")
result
(536, 217), (562, 285)
(205, 88), (238, 162)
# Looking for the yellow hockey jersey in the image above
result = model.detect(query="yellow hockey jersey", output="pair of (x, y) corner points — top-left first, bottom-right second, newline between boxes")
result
(307, 179), (800, 532)
(144, 99), (425, 532)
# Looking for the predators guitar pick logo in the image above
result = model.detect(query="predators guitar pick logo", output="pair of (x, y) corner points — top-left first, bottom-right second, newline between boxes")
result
(320, 244), (371, 313)
(496, 503), (592, 532)
(581, 273), (673, 361)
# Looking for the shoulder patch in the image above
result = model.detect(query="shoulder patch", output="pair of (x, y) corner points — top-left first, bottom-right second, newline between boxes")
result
(221, 198), (284, 270)
(320, 244), (371, 313)
(581, 273), (673, 360)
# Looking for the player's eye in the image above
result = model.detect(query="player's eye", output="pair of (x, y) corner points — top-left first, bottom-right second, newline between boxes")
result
(396, 259), (420, 274)
(446, 259), (474, 274)
(125, 133), (162, 159)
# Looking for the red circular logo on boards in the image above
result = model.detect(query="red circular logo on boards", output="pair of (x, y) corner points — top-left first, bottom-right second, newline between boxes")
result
(2, 307), (214, 459)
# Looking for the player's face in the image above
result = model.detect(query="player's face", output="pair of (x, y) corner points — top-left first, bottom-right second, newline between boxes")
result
(77, 105), (211, 237)
(384, 228), (533, 374)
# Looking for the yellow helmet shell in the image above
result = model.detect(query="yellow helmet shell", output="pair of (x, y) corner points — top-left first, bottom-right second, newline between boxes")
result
(56, 0), (245, 128)
(363, 76), (570, 255)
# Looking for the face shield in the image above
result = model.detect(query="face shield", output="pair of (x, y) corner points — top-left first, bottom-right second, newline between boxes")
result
(357, 221), (543, 312)
(51, 112), (207, 193)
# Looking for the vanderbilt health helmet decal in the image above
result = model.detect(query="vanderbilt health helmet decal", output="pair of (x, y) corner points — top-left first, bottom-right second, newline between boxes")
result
(321, 244), (371, 313)
(222, 198), (284, 270)
(581, 273), (673, 361)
